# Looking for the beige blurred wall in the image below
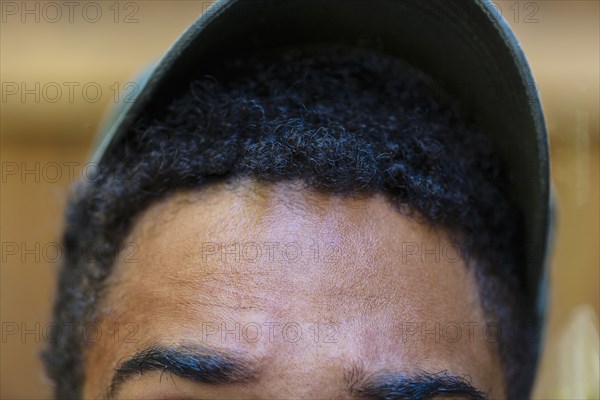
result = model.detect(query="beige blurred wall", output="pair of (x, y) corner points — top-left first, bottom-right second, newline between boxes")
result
(1, 1), (598, 398)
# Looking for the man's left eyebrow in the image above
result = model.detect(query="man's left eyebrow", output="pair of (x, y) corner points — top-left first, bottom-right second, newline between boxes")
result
(107, 344), (257, 398)
(350, 370), (488, 400)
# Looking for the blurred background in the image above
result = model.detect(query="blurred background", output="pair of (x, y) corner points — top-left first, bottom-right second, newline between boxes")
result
(1, 1), (598, 398)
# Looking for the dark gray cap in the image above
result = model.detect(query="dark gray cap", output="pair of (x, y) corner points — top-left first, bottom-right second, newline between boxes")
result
(91, 0), (553, 366)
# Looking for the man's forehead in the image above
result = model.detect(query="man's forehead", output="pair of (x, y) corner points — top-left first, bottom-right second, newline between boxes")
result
(85, 180), (502, 397)
(106, 180), (477, 310)
(98, 181), (488, 349)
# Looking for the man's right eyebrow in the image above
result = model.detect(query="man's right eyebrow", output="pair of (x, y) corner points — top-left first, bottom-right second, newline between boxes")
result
(107, 344), (257, 398)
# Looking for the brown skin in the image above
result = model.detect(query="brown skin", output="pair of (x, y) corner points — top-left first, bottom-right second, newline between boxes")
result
(83, 179), (505, 399)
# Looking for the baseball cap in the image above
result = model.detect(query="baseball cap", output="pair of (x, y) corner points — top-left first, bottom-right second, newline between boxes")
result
(90, 0), (553, 370)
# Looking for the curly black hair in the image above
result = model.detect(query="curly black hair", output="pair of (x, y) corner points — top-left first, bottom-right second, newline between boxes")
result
(42, 44), (537, 398)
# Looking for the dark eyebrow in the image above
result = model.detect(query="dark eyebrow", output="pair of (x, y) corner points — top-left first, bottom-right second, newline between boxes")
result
(350, 370), (488, 400)
(107, 347), (488, 400)
(107, 345), (257, 398)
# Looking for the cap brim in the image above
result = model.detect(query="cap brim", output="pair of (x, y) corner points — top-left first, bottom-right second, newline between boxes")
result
(91, 0), (551, 352)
